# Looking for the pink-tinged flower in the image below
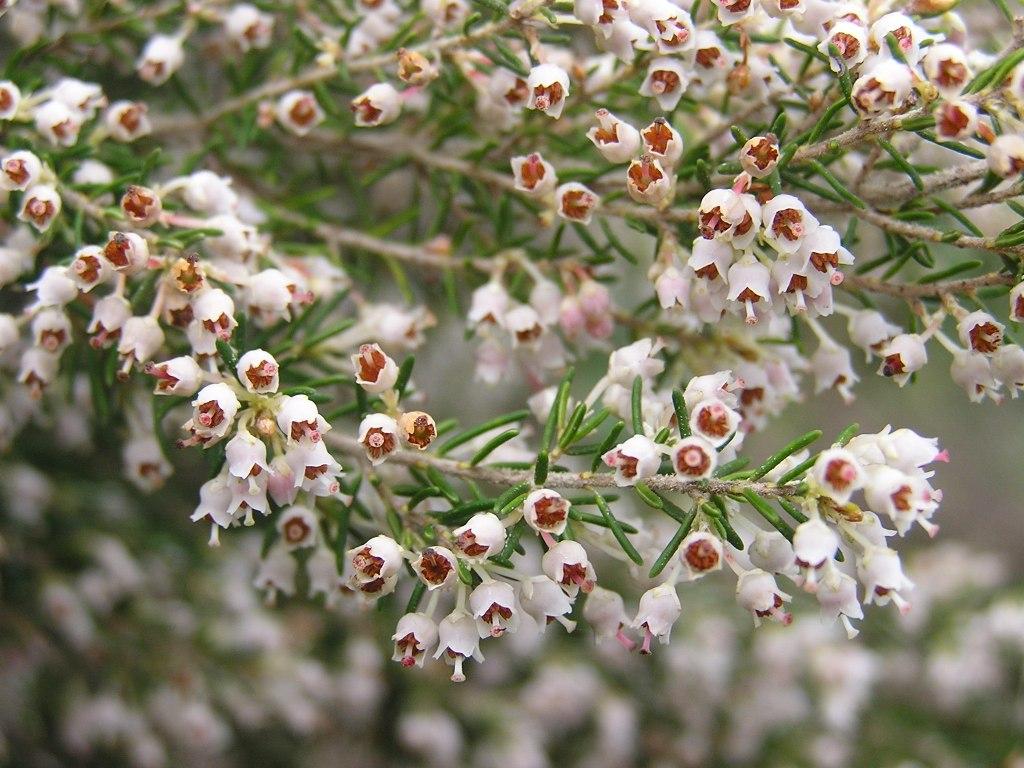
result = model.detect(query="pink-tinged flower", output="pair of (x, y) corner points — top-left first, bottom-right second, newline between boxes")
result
(935, 100), (978, 141)
(762, 194), (819, 255)
(543, 540), (596, 597)
(30, 309), (71, 354)
(187, 383), (240, 444)
(236, 349), (279, 394)
(147, 355), (203, 396)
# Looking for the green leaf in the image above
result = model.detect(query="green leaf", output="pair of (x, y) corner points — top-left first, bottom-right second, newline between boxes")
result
(649, 509), (698, 578)
(594, 491), (644, 566)
(750, 430), (822, 480)
(630, 376), (644, 434)
(742, 489), (795, 539)
(470, 429), (520, 466)
(437, 410), (530, 456)
(671, 389), (690, 437)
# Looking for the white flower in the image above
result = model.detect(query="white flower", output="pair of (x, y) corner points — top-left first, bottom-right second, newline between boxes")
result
(148, 355), (203, 396)
(30, 309), (71, 353)
(510, 153), (557, 197)
(412, 546), (458, 590)
(469, 581), (519, 637)
(277, 393), (329, 443)
(398, 411), (437, 450)
(527, 63), (570, 119)
(1, 150), (42, 191)
(670, 436), (717, 479)
(811, 448), (865, 504)
(709, 0), (757, 25)
(583, 586), (630, 643)
(275, 505), (318, 550)
(453, 512), (506, 560)
(122, 435), (172, 492)
(555, 182), (600, 224)
(18, 348), (61, 396)
(245, 268), (294, 325)
(951, 351), (1002, 403)
(67, 246), (112, 292)
(679, 530), (723, 579)
(120, 185), (162, 226)
(468, 280), (511, 327)
(180, 170), (237, 214)
(358, 413), (400, 465)
(863, 465), (938, 536)
(602, 434), (662, 486)
(957, 310), (1003, 355)
(726, 257), (772, 325)
(994, 344), (1024, 396)
(116, 316), (164, 369)
(852, 59), (914, 115)
(736, 568), (792, 626)
(224, 3), (274, 51)
(630, 0), (694, 54)
(641, 118), (683, 167)
(697, 188), (760, 248)
(816, 569), (864, 638)
(433, 609), (483, 682)
(188, 383), (240, 443)
(88, 295), (131, 347)
(285, 440), (342, 496)
(748, 529), (796, 574)
(505, 303), (544, 346)
(607, 338), (665, 385)
(103, 231), (149, 275)
(52, 78), (105, 116)
(352, 343), (399, 393)
(236, 349), (279, 394)
(137, 34), (185, 85)
(632, 583), (681, 650)
(626, 155), (673, 206)
(878, 333), (928, 385)
(688, 397), (739, 447)
(810, 344), (858, 403)
(349, 534), (404, 584)
(0, 80), (21, 120)
(542, 540), (596, 596)
(18, 185), (61, 231)
(523, 488), (570, 535)
(762, 194), (818, 255)
(104, 101), (151, 142)
(519, 576), (576, 632)
(193, 288), (237, 342)
(739, 135), (780, 178)
(936, 100), (978, 141)
(869, 12), (926, 66)
(857, 546), (913, 613)
(351, 83), (402, 127)
(276, 90), (324, 135)
(684, 371), (737, 411)
(923, 43), (971, 97)
(587, 109), (641, 163)
(820, 21), (868, 72)
(392, 612), (438, 668)
(846, 309), (901, 360)
(32, 100), (82, 146)
(792, 519), (839, 588)
(639, 57), (689, 111)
